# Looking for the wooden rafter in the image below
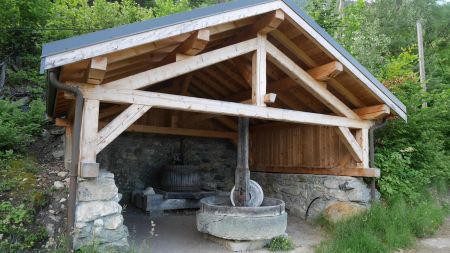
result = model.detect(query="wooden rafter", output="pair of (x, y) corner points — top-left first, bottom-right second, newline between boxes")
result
(102, 38), (259, 90)
(265, 41), (360, 119)
(307, 61), (343, 81)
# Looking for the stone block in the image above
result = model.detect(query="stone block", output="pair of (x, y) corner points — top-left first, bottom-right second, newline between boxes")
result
(323, 201), (368, 223)
(104, 214), (124, 230)
(78, 171), (118, 202)
(75, 201), (122, 223)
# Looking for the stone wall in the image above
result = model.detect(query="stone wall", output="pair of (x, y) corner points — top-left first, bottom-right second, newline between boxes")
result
(97, 133), (236, 202)
(252, 173), (379, 220)
(74, 171), (128, 252)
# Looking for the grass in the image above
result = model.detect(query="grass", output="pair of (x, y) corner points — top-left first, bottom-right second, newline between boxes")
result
(267, 235), (295, 251)
(316, 194), (449, 253)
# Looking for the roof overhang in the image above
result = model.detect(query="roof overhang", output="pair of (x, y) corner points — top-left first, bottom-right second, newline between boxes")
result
(41, 0), (406, 121)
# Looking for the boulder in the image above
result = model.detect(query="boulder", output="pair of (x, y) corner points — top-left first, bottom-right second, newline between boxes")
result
(323, 201), (367, 223)
(78, 171), (118, 202)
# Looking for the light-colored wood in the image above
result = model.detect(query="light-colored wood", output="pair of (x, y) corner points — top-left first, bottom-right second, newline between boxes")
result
(86, 56), (108, 84)
(354, 104), (390, 120)
(336, 127), (363, 163)
(307, 61), (343, 81)
(99, 105), (127, 120)
(79, 87), (374, 129)
(355, 128), (369, 168)
(79, 99), (100, 177)
(252, 34), (267, 106)
(102, 38), (258, 90)
(265, 41), (360, 119)
(270, 29), (317, 67)
(252, 166), (380, 177)
(328, 78), (366, 108)
(43, 1), (280, 69)
(96, 104), (151, 154)
(243, 93), (276, 105)
(279, 2), (406, 120)
(251, 9), (285, 35)
(64, 124), (73, 172)
(158, 29), (210, 66)
(99, 122), (238, 139)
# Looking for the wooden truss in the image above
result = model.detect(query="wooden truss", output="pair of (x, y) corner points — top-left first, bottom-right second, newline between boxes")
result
(56, 9), (386, 179)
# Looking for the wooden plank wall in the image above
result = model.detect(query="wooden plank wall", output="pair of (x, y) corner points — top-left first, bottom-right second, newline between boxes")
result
(250, 124), (356, 170)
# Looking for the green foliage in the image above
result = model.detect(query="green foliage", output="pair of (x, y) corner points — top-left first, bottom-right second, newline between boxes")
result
(0, 99), (45, 151)
(316, 197), (447, 253)
(0, 201), (47, 251)
(267, 236), (295, 251)
(44, 0), (153, 42)
(306, 0), (339, 35)
(153, 0), (191, 17)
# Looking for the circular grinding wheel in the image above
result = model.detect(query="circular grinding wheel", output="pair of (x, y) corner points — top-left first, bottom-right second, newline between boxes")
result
(230, 180), (264, 207)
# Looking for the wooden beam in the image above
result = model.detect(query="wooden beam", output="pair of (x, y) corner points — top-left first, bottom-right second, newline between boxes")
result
(355, 129), (369, 168)
(252, 34), (267, 106)
(336, 127), (363, 163)
(100, 122), (237, 139)
(265, 41), (360, 119)
(79, 99), (100, 177)
(234, 117), (250, 206)
(86, 56), (107, 84)
(158, 29), (210, 66)
(242, 93), (276, 104)
(354, 104), (390, 120)
(96, 104), (151, 154)
(102, 38), (258, 90)
(328, 79), (366, 108)
(252, 166), (380, 178)
(99, 105), (127, 120)
(307, 61), (343, 81)
(79, 87), (374, 129)
(270, 30), (317, 67)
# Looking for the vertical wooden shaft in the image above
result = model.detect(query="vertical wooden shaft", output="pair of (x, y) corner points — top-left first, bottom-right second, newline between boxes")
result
(64, 124), (73, 172)
(416, 20), (427, 107)
(234, 117), (250, 206)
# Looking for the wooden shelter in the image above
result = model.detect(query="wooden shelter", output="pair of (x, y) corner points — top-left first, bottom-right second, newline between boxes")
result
(42, 0), (406, 180)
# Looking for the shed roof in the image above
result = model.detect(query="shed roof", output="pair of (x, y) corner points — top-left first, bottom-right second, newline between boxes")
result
(41, 0), (406, 121)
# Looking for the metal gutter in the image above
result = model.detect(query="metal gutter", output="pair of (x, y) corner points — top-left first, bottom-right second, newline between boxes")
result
(368, 119), (388, 202)
(48, 71), (83, 250)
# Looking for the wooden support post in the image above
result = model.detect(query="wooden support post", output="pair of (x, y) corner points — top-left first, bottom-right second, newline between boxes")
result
(79, 99), (100, 177)
(87, 56), (108, 84)
(252, 34), (267, 106)
(355, 129), (369, 168)
(64, 124), (73, 172)
(234, 117), (250, 206)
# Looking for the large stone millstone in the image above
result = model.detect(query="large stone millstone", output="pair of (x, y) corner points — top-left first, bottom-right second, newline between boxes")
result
(196, 196), (287, 241)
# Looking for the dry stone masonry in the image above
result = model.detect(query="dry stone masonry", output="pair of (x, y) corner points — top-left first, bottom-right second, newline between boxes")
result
(253, 173), (379, 220)
(73, 170), (129, 252)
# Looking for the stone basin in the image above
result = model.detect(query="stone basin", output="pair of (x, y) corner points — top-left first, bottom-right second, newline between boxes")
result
(196, 196), (287, 240)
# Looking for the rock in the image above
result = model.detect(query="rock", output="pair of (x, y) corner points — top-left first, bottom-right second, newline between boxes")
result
(45, 237), (56, 248)
(104, 214), (124, 230)
(46, 224), (55, 236)
(49, 215), (60, 222)
(323, 201), (368, 223)
(52, 149), (65, 159)
(60, 198), (67, 203)
(143, 187), (155, 195)
(94, 219), (104, 227)
(75, 201), (122, 223)
(53, 181), (65, 190)
(78, 171), (118, 202)
(50, 127), (65, 135)
(49, 210), (55, 214)
(57, 171), (68, 178)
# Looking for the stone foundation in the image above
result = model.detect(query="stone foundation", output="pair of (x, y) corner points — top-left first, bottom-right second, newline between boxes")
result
(252, 173), (379, 219)
(73, 170), (129, 252)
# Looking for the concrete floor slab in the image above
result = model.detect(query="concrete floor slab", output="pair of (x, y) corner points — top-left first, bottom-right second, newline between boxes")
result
(123, 206), (325, 253)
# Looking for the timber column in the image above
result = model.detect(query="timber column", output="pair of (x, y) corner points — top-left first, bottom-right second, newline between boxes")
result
(233, 117), (250, 206)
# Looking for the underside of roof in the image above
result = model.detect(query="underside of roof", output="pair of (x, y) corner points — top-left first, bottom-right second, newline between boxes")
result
(41, 0), (406, 121)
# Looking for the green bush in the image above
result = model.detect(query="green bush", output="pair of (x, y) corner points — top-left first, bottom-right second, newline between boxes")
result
(316, 197), (447, 253)
(267, 236), (294, 251)
(0, 99), (45, 151)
